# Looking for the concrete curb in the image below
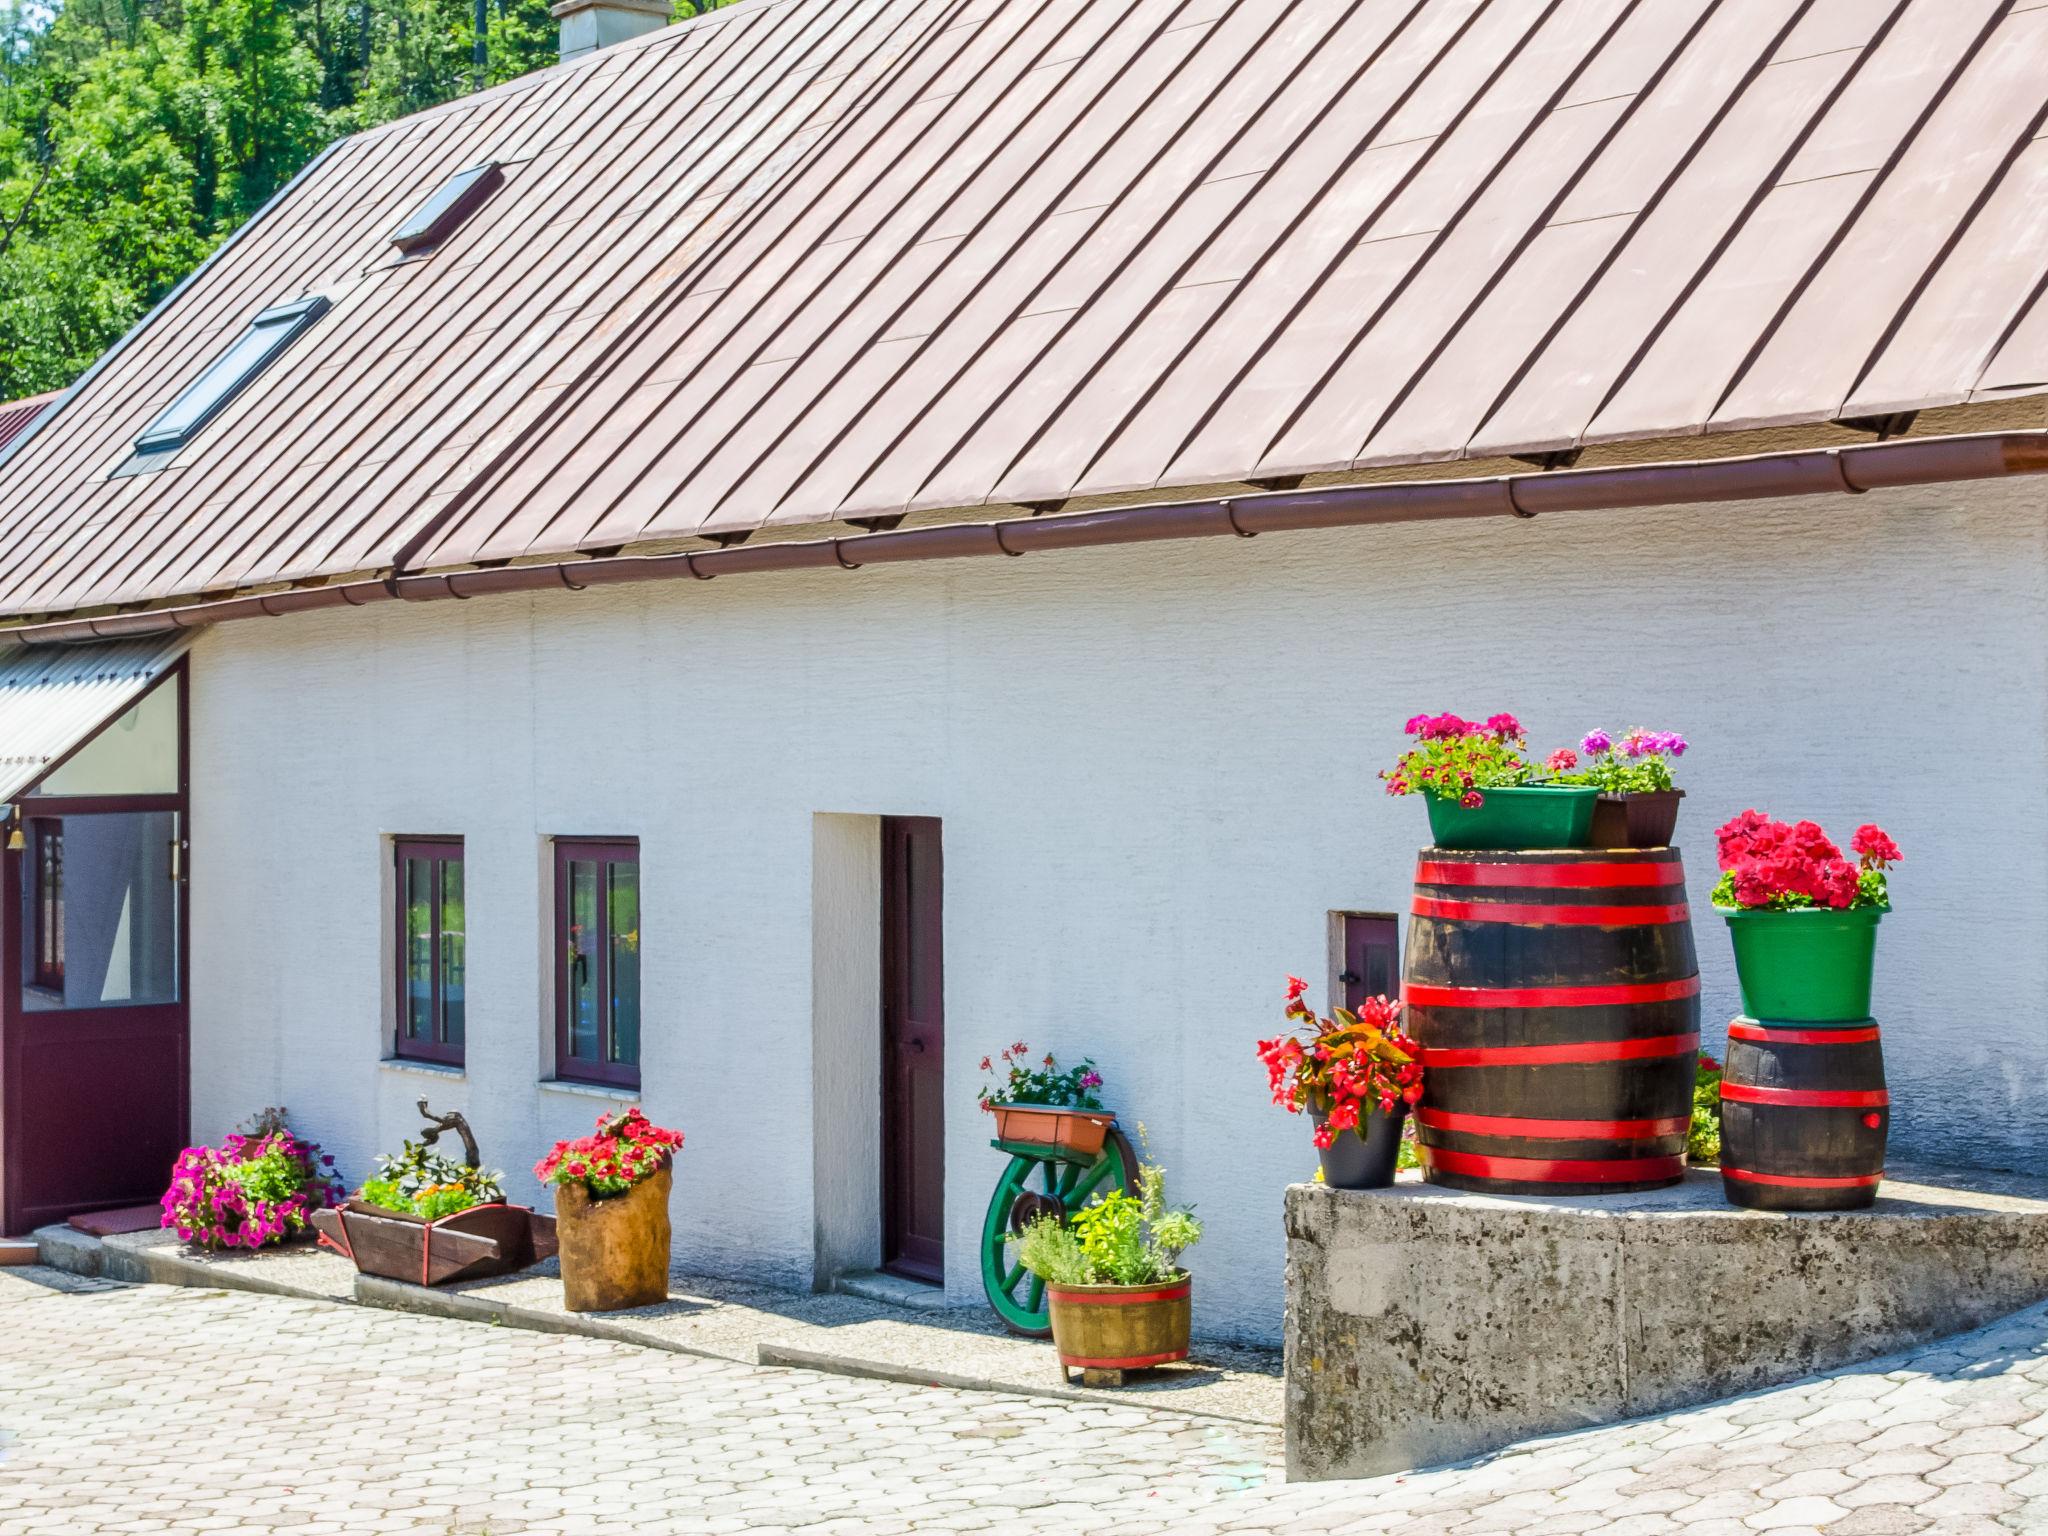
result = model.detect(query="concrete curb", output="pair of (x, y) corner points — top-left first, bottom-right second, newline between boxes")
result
(31, 1224), (1274, 1425)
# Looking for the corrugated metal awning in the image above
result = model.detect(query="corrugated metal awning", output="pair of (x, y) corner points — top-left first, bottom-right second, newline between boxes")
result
(0, 635), (189, 801)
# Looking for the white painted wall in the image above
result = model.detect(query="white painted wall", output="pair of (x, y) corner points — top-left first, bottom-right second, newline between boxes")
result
(186, 477), (2048, 1344)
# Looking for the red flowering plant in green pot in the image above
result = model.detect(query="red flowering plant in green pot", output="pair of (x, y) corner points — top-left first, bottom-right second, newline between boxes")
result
(1256, 978), (1422, 1190)
(536, 1108), (684, 1313)
(1381, 712), (1595, 850)
(1711, 812), (1901, 1022)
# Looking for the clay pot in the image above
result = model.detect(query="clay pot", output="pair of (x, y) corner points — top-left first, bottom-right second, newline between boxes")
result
(555, 1161), (673, 1312)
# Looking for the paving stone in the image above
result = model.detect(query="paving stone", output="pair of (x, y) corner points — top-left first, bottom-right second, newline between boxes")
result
(1, 1288), (2045, 1535)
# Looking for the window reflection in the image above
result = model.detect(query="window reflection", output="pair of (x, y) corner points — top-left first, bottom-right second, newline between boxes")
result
(20, 812), (178, 1011)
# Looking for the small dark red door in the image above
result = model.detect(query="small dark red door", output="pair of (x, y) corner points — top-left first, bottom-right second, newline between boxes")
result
(1339, 913), (1400, 1013)
(881, 816), (944, 1282)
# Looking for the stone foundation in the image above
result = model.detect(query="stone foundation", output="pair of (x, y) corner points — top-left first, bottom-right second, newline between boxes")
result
(1284, 1167), (2048, 1481)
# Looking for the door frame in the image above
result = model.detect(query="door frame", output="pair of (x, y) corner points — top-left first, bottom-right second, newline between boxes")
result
(879, 815), (943, 1283)
(1, 661), (190, 1235)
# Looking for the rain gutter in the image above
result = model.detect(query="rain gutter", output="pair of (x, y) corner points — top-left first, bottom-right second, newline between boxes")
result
(4, 429), (2044, 648)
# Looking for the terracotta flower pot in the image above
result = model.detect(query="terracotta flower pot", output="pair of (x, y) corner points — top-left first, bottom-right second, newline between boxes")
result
(1589, 789), (1684, 850)
(1046, 1272), (1191, 1382)
(555, 1161), (672, 1312)
(986, 1103), (1115, 1159)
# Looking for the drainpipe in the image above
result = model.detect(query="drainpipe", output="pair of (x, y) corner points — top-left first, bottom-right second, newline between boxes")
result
(3, 430), (2043, 648)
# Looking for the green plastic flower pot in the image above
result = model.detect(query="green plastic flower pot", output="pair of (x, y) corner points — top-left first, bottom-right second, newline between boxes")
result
(1719, 906), (1884, 1022)
(1423, 785), (1598, 851)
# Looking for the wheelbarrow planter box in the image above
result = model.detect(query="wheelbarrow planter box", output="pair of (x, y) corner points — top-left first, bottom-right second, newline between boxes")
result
(986, 1104), (1116, 1159)
(1047, 1272), (1192, 1386)
(310, 1200), (557, 1287)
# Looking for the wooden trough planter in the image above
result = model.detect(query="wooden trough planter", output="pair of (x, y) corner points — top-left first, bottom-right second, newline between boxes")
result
(1047, 1272), (1192, 1387)
(311, 1200), (557, 1287)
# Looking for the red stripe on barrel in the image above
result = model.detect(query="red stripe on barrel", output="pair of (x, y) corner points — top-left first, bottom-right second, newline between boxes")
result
(1727, 1021), (1880, 1045)
(1421, 1031), (1700, 1068)
(1045, 1281), (1192, 1307)
(1722, 1166), (1885, 1190)
(1720, 1082), (1890, 1109)
(1411, 896), (1692, 926)
(1415, 859), (1683, 889)
(1420, 1145), (1687, 1184)
(1405, 976), (1702, 1010)
(1416, 1107), (1690, 1140)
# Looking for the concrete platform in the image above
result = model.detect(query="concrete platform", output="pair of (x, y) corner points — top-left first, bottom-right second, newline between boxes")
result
(1285, 1166), (2048, 1481)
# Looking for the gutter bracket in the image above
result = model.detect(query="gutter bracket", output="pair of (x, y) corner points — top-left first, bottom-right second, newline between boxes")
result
(1828, 449), (1868, 496)
(1222, 499), (1257, 538)
(831, 540), (862, 571)
(991, 524), (1025, 558)
(1504, 480), (1537, 519)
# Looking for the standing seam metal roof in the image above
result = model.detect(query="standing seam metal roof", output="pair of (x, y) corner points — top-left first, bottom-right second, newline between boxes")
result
(0, 0), (2043, 620)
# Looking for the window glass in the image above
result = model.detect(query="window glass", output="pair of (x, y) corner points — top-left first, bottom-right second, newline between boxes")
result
(403, 856), (435, 1043)
(440, 858), (466, 1048)
(609, 862), (640, 1068)
(34, 677), (179, 797)
(20, 811), (178, 1011)
(567, 859), (600, 1062)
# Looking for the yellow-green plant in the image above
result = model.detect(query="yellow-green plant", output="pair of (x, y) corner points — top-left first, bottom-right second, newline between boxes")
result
(1012, 1159), (1201, 1288)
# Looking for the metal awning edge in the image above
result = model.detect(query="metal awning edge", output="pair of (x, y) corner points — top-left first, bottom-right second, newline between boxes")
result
(0, 633), (192, 800)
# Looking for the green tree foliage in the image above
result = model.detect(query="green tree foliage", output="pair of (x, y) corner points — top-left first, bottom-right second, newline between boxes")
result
(0, 0), (733, 399)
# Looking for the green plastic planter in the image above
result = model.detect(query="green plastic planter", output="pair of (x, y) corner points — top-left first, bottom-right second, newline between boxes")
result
(1424, 785), (1598, 851)
(1719, 905), (1884, 1022)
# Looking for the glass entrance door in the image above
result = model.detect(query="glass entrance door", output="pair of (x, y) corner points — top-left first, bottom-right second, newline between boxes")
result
(2, 668), (187, 1234)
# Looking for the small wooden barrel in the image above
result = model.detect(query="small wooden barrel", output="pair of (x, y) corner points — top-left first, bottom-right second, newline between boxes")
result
(1719, 1018), (1887, 1211)
(1405, 848), (1698, 1195)
(1046, 1273), (1191, 1380)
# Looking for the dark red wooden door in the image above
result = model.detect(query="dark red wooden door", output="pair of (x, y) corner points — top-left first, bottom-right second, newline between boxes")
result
(880, 816), (944, 1282)
(1340, 913), (1400, 1013)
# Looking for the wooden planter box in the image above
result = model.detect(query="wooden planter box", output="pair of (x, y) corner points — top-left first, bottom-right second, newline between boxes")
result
(311, 1200), (557, 1287)
(986, 1104), (1115, 1159)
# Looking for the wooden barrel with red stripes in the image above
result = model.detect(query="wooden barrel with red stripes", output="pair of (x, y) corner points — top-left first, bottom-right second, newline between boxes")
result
(1404, 848), (1698, 1195)
(1719, 1018), (1886, 1211)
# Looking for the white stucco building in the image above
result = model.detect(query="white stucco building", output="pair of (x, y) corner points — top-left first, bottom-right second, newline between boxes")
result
(0, 0), (2045, 1343)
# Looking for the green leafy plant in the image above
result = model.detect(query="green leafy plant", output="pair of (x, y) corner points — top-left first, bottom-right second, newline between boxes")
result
(977, 1042), (1104, 1111)
(1690, 1052), (1722, 1165)
(1011, 1157), (1201, 1288)
(358, 1139), (504, 1220)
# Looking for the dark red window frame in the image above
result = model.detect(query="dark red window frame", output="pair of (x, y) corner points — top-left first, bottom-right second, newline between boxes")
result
(553, 839), (640, 1090)
(30, 820), (63, 993)
(394, 838), (464, 1067)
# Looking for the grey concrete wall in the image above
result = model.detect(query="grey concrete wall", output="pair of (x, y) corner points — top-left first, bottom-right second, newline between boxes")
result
(1285, 1172), (2048, 1481)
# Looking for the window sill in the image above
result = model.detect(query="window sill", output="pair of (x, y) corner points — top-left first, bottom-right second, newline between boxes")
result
(380, 1057), (465, 1080)
(540, 1077), (639, 1103)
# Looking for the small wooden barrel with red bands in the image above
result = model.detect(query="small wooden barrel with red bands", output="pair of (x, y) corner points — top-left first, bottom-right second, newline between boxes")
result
(1404, 847), (1698, 1195)
(1719, 1017), (1886, 1212)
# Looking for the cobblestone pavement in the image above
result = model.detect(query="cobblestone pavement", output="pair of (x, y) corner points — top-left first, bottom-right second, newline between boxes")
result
(0, 1273), (2042, 1535)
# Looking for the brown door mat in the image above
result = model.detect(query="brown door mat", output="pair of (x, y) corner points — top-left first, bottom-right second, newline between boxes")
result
(0, 1239), (39, 1266)
(68, 1205), (162, 1238)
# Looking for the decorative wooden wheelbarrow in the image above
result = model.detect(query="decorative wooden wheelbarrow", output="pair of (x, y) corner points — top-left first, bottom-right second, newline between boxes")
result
(311, 1102), (557, 1287)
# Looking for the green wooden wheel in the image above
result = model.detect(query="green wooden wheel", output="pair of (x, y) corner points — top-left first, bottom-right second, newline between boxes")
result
(979, 1127), (1136, 1337)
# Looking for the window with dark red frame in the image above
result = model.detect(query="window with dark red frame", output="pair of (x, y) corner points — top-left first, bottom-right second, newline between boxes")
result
(554, 840), (640, 1089)
(31, 820), (64, 992)
(395, 839), (464, 1065)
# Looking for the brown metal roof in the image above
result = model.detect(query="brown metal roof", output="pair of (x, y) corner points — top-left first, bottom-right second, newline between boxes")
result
(0, 0), (2044, 620)
(0, 393), (59, 457)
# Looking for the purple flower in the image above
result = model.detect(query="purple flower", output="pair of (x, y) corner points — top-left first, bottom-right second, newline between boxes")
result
(1581, 729), (1611, 756)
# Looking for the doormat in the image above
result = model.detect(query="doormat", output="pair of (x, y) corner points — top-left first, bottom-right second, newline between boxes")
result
(68, 1205), (161, 1238)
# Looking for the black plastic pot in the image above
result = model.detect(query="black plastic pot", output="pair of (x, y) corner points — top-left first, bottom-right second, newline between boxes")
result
(1312, 1104), (1407, 1190)
(1589, 789), (1684, 849)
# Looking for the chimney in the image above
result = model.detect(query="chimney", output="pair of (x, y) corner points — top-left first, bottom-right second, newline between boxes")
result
(552, 0), (668, 62)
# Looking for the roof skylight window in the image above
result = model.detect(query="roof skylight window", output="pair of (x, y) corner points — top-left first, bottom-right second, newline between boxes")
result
(390, 162), (504, 255)
(132, 295), (330, 458)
